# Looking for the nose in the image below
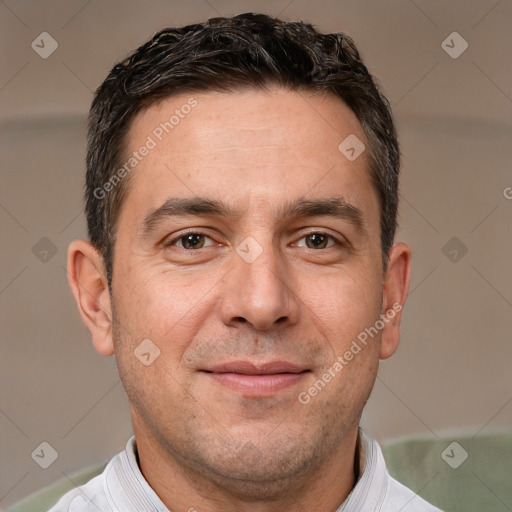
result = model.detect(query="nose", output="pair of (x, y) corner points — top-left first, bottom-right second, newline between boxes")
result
(219, 241), (300, 332)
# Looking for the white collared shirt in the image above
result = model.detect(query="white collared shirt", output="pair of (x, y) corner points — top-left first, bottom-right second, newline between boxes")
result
(46, 429), (443, 512)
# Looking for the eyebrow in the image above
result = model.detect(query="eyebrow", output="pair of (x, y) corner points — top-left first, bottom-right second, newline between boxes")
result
(141, 196), (366, 235)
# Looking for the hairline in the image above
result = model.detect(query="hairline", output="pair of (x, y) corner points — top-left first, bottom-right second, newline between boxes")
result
(104, 83), (388, 290)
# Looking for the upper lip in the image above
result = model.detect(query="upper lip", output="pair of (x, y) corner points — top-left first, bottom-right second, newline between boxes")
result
(203, 361), (309, 375)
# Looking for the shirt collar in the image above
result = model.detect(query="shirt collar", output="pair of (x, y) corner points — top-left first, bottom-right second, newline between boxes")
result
(107, 428), (389, 511)
(105, 436), (168, 511)
(336, 427), (389, 511)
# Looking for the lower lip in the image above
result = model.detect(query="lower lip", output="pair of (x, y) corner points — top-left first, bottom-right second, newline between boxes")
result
(205, 372), (308, 396)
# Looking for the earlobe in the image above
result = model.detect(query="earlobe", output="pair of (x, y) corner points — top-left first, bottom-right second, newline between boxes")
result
(67, 239), (115, 356)
(379, 242), (412, 360)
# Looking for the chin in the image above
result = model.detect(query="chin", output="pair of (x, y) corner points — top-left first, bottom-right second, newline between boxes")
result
(174, 426), (331, 501)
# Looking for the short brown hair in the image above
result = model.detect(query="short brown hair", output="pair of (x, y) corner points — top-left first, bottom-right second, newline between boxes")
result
(85, 12), (400, 288)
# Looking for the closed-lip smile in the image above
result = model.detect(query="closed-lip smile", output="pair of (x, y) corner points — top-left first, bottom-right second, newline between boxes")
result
(201, 361), (310, 396)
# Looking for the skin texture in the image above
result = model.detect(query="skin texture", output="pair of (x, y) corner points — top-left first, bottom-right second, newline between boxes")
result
(68, 87), (411, 512)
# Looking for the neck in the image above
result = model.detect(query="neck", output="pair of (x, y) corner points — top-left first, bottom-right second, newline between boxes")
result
(134, 421), (361, 512)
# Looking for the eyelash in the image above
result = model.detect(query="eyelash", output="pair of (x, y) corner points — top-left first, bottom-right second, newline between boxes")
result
(164, 230), (344, 250)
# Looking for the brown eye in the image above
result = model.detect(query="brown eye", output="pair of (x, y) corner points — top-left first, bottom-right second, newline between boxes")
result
(305, 233), (330, 249)
(294, 232), (338, 249)
(169, 233), (214, 249)
(182, 234), (205, 249)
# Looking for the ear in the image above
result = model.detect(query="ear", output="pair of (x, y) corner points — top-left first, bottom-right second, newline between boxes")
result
(379, 242), (412, 360)
(67, 239), (114, 356)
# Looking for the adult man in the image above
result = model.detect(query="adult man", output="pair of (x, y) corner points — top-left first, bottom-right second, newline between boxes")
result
(53, 12), (441, 512)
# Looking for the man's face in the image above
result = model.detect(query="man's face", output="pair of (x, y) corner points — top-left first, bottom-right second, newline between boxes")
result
(107, 87), (392, 493)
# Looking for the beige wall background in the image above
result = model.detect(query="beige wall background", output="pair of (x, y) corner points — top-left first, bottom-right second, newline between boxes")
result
(1, 0), (511, 508)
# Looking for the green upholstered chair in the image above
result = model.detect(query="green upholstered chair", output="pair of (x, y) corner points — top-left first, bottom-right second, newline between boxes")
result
(5, 463), (107, 512)
(382, 429), (512, 512)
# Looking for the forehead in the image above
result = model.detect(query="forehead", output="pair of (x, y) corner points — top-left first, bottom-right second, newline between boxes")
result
(120, 87), (377, 223)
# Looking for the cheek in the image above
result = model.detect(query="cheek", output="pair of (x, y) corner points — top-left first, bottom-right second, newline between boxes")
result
(110, 278), (202, 417)
(113, 265), (218, 360)
(299, 266), (383, 355)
